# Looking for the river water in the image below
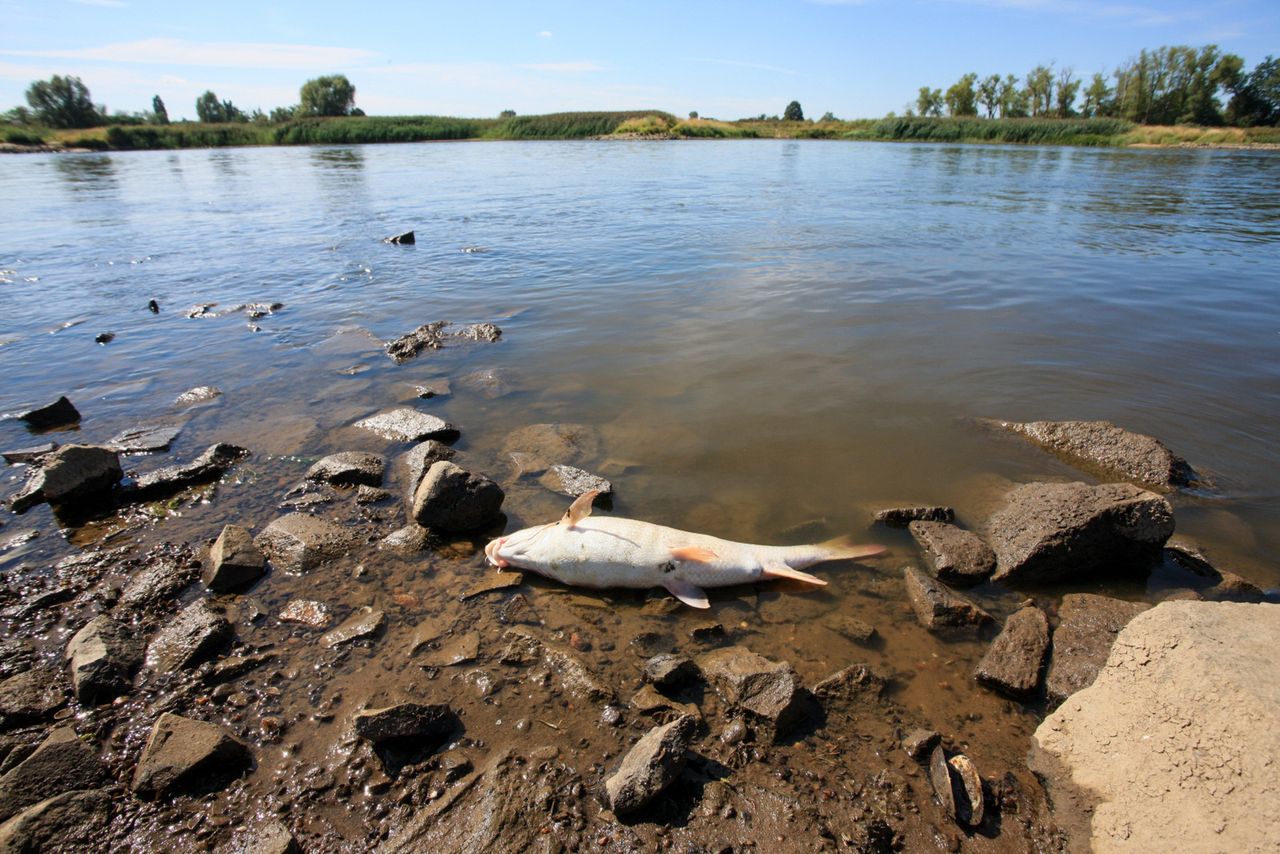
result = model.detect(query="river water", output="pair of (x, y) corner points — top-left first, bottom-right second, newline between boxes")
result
(1, 140), (1278, 843)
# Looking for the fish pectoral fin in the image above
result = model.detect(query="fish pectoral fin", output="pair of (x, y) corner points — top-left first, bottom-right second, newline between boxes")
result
(762, 562), (828, 586)
(561, 490), (600, 527)
(663, 576), (710, 609)
(669, 545), (718, 563)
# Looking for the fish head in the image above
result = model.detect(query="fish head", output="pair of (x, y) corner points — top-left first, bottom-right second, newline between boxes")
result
(485, 522), (559, 574)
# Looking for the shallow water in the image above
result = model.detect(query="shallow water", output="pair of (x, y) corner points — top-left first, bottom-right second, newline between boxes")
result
(1, 139), (1279, 844)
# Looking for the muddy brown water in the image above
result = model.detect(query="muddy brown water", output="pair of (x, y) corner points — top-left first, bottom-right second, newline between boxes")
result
(1, 140), (1278, 850)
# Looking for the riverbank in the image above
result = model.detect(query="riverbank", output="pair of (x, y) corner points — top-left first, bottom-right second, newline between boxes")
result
(4, 112), (1280, 153)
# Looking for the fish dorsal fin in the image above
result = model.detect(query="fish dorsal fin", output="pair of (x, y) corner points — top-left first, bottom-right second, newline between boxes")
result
(663, 576), (710, 609)
(670, 545), (718, 563)
(562, 490), (599, 527)
(761, 561), (828, 586)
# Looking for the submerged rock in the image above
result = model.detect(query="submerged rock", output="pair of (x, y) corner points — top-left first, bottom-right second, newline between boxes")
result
(278, 599), (331, 629)
(64, 615), (143, 703)
(989, 418), (1196, 489)
(410, 461), (504, 532)
(124, 442), (248, 500)
(1032, 602), (1280, 854)
(0, 727), (108, 823)
(254, 513), (355, 573)
(203, 524), (266, 591)
(10, 445), (122, 513)
(903, 566), (992, 630)
(538, 464), (612, 498)
(107, 423), (183, 454)
(131, 713), (251, 798)
(501, 423), (601, 467)
(1, 443), (57, 465)
(908, 521), (996, 586)
(305, 451), (384, 487)
(643, 654), (699, 690)
(173, 386), (221, 406)
(499, 628), (613, 702)
(355, 408), (458, 443)
(18, 396), (80, 429)
(974, 605), (1050, 699)
(383, 230), (415, 245)
(320, 608), (385, 648)
(987, 481), (1174, 585)
(605, 715), (696, 815)
(873, 505), (954, 528)
(1045, 594), (1149, 705)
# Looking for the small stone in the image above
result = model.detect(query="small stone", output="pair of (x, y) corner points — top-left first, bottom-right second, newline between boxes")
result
(107, 423), (183, 454)
(355, 485), (391, 504)
(908, 521), (996, 587)
(643, 654), (699, 689)
(305, 451), (384, 487)
(131, 713), (251, 798)
(698, 646), (806, 736)
(383, 230), (415, 245)
(461, 570), (524, 600)
(537, 464), (613, 498)
(410, 461), (504, 532)
(604, 715), (696, 815)
(94, 332), (114, 344)
(812, 664), (887, 710)
(903, 566), (992, 630)
(419, 632), (480, 667)
(203, 524), (266, 591)
(227, 820), (299, 854)
(255, 513), (355, 573)
(874, 505), (955, 528)
(974, 605), (1050, 698)
(19, 397), (80, 429)
(279, 600), (331, 629)
(352, 702), (456, 743)
(829, 615), (877, 644)
(355, 408), (458, 443)
(321, 609), (385, 648)
(902, 729), (941, 763)
(174, 386), (221, 406)
(380, 524), (431, 553)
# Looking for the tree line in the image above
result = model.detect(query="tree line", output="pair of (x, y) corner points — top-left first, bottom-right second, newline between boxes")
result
(911, 45), (1278, 126)
(6, 74), (362, 129)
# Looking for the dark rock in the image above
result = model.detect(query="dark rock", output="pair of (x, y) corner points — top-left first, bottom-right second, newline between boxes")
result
(989, 419), (1196, 489)
(629, 685), (701, 721)
(828, 615), (877, 644)
(643, 654), (699, 689)
(455, 322), (501, 343)
(501, 423), (601, 467)
(987, 482), (1174, 585)
(320, 609), (385, 648)
(698, 646), (806, 736)
(604, 715), (696, 815)
(974, 605), (1050, 698)
(254, 513), (356, 573)
(0, 727), (108, 822)
(206, 653), (277, 684)
(0, 641), (34, 681)
(0, 788), (112, 852)
(148, 299), (159, 313)
(812, 663), (887, 710)
(10, 445), (122, 513)
(94, 332), (114, 344)
(398, 440), (455, 500)
(64, 615), (143, 703)
(384, 321), (446, 362)
(117, 547), (198, 611)
(203, 524), (266, 591)
(902, 728), (941, 763)
(0, 668), (67, 726)
(1, 444), (57, 465)
(145, 600), (233, 673)
(908, 521), (996, 586)
(499, 628), (613, 702)
(131, 712), (251, 798)
(903, 566), (992, 630)
(690, 622), (727, 643)
(18, 397), (80, 429)
(279, 599), (331, 628)
(355, 408), (458, 443)
(874, 505), (954, 528)
(538, 464), (612, 498)
(411, 461), (504, 532)
(124, 442), (248, 500)
(1045, 594), (1150, 705)
(1204, 571), (1267, 603)
(107, 423), (183, 454)
(356, 485), (390, 504)
(384, 230), (415, 245)
(305, 451), (384, 487)
(173, 386), (221, 406)
(352, 702), (456, 743)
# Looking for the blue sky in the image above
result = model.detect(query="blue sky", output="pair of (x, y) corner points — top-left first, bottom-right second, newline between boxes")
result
(2, 0), (1277, 120)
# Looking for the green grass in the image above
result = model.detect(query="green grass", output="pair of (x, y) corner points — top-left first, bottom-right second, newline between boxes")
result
(611, 114), (677, 136)
(841, 116), (1136, 145)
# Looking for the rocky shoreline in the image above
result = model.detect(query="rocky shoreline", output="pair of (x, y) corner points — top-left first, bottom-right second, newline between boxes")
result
(1, 325), (1277, 851)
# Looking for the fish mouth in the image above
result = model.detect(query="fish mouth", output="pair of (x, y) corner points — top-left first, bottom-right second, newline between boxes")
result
(484, 537), (509, 568)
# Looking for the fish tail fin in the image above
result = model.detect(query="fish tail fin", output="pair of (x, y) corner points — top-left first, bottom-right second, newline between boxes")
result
(817, 535), (887, 563)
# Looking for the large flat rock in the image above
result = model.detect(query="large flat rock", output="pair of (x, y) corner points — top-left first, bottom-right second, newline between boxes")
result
(1031, 602), (1280, 854)
(990, 419), (1195, 489)
(987, 482), (1174, 585)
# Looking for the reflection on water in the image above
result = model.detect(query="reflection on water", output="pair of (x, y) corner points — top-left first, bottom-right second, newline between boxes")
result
(52, 153), (117, 193)
(311, 146), (364, 170)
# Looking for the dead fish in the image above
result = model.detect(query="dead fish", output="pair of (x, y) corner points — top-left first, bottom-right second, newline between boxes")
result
(484, 491), (885, 609)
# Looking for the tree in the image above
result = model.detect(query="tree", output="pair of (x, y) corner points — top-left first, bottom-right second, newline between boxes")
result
(977, 74), (1001, 118)
(819, 111), (836, 122)
(1082, 72), (1113, 117)
(25, 75), (102, 128)
(196, 91), (246, 123)
(1025, 65), (1055, 116)
(999, 74), (1027, 117)
(500, 109), (517, 118)
(1227, 55), (1280, 126)
(4, 106), (34, 125)
(945, 73), (978, 116)
(916, 87), (943, 117)
(298, 74), (356, 117)
(687, 110), (698, 119)
(1055, 67), (1080, 117)
(269, 105), (297, 123)
(783, 100), (804, 121)
(152, 95), (169, 125)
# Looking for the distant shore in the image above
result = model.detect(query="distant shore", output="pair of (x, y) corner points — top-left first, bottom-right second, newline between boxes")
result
(4, 112), (1279, 153)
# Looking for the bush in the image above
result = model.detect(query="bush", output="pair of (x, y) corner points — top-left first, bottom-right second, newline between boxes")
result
(4, 128), (45, 146)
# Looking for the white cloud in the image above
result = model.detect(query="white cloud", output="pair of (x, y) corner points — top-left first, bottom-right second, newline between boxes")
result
(538, 30), (553, 38)
(0, 38), (375, 70)
(520, 62), (605, 73)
